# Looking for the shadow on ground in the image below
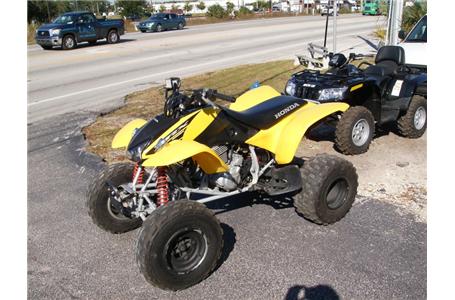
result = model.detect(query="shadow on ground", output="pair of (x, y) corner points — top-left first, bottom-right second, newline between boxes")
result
(43, 38), (136, 51)
(285, 284), (340, 300)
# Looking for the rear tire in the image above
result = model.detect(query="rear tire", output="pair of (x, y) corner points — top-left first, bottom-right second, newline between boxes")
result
(397, 95), (427, 138)
(335, 106), (375, 155)
(86, 163), (142, 234)
(294, 154), (358, 225)
(156, 24), (163, 32)
(106, 29), (119, 44)
(136, 200), (223, 291)
(178, 22), (184, 30)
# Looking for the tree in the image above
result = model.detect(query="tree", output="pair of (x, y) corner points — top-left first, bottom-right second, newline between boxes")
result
(116, 0), (147, 17)
(206, 4), (227, 18)
(171, 4), (180, 11)
(184, 1), (194, 13)
(226, 2), (235, 14)
(401, 1), (427, 32)
(196, 1), (206, 11)
(159, 5), (166, 12)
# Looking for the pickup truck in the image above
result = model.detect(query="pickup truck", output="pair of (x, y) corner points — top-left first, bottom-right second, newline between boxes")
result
(35, 11), (124, 50)
(137, 13), (186, 33)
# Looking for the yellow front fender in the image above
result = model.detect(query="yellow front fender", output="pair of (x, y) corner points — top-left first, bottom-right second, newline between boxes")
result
(246, 102), (349, 164)
(142, 140), (228, 174)
(111, 119), (147, 149)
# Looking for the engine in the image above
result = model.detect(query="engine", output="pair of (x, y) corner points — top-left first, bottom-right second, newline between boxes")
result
(209, 145), (245, 192)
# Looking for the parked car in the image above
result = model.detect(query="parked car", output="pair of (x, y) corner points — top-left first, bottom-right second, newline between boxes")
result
(35, 11), (124, 50)
(398, 15), (427, 72)
(137, 13), (186, 33)
(321, 5), (339, 16)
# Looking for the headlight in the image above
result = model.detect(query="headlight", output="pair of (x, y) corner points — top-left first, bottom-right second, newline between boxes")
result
(147, 22), (154, 27)
(285, 80), (296, 96)
(50, 29), (61, 36)
(317, 87), (348, 101)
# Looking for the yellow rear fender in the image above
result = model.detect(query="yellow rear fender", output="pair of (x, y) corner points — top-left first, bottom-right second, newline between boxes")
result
(111, 119), (147, 149)
(246, 102), (349, 164)
(142, 140), (228, 174)
(275, 102), (349, 163)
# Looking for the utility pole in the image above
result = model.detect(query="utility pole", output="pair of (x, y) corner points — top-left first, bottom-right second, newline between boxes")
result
(386, 0), (403, 45)
(333, 0), (337, 52)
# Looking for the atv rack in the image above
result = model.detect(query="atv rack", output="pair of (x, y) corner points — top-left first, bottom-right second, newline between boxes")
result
(294, 43), (330, 70)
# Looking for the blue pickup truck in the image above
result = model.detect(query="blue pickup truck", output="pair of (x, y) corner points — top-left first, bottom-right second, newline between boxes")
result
(137, 13), (186, 33)
(35, 11), (124, 50)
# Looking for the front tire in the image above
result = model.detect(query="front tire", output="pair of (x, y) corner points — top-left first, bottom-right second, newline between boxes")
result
(335, 106), (375, 155)
(156, 24), (163, 32)
(397, 95), (427, 138)
(86, 163), (142, 233)
(62, 34), (77, 50)
(136, 200), (223, 291)
(294, 154), (358, 225)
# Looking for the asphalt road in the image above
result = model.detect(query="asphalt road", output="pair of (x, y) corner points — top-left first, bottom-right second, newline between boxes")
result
(27, 15), (426, 299)
(27, 14), (382, 123)
(28, 112), (426, 299)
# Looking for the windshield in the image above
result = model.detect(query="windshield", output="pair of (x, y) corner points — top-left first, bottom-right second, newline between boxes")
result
(406, 15), (427, 42)
(53, 15), (74, 24)
(149, 13), (166, 19)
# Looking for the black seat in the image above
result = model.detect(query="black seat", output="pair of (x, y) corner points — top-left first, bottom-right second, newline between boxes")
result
(365, 45), (405, 76)
(221, 95), (307, 130)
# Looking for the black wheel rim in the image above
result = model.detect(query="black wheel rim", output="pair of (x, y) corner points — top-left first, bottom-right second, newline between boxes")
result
(165, 228), (208, 274)
(106, 197), (129, 220)
(325, 178), (349, 209)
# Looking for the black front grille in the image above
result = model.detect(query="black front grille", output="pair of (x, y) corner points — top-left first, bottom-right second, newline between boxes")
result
(37, 30), (49, 37)
(297, 86), (318, 100)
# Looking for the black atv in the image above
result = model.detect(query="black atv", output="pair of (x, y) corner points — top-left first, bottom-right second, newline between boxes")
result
(285, 45), (427, 155)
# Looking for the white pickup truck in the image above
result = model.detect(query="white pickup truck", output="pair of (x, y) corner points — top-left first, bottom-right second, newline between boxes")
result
(399, 14), (427, 71)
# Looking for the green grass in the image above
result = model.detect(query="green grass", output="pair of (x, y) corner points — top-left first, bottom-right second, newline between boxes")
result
(83, 60), (303, 162)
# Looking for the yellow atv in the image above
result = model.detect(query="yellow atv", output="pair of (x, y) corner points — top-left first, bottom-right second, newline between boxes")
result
(86, 78), (358, 291)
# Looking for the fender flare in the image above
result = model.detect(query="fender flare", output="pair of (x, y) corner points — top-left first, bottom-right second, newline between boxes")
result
(275, 102), (349, 164)
(142, 140), (228, 174)
(111, 119), (147, 149)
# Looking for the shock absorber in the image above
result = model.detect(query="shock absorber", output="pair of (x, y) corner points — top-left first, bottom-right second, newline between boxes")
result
(132, 163), (144, 185)
(156, 167), (169, 206)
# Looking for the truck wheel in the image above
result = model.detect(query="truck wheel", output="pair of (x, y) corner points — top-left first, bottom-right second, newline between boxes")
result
(62, 34), (77, 50)
(156, 24), (163, 32)
(178, 22), (184, 30)
(40, 45), (53, 50)
(335, 106), (375, 155)
(136, 200), (223, 291)
(86, 163), (142, 234)
(397, 95), (427, 138)
(294, 154), (358, 225)
(107, 29), (119, 44)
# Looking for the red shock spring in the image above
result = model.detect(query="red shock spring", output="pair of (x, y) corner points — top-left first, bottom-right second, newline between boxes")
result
(156, 167), (169, 206)
(132, 163), (144, 185)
